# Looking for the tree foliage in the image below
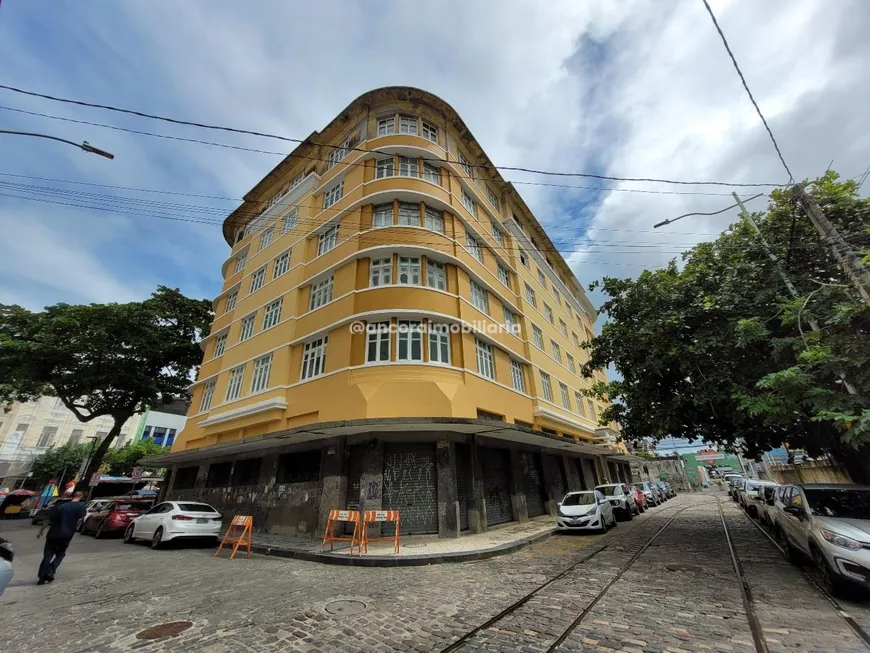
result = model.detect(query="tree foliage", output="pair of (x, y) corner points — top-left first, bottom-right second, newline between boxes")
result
(583, 173), (870, 481)
(102, 440), (169, 476)
(0, 286), (212, 488)
(28, 442), (91, 486)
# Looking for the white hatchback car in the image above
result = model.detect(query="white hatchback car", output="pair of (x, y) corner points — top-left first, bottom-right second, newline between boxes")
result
(124, 501), (223, 549)
(556, 490), (616, 534)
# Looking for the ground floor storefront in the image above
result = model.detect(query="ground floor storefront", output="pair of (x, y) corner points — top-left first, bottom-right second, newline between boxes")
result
(146, 419), (635, 538)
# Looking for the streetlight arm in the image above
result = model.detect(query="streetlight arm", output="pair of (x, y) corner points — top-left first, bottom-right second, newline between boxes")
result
(0, 129), (114, 159)
(653, 193), (763, 228)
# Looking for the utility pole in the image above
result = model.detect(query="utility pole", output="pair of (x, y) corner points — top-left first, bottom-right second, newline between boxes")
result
(732, 193), (858, 396)
(792, 184), (870, 308)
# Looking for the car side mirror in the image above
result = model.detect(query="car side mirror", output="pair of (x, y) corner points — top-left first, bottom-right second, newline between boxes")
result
(556, 502), (562, 508)
(784, 505), (803, 518)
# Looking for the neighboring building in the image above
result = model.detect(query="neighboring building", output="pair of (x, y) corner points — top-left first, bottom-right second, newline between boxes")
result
(146, 87), (637, 538)
(135, 401), (189, 448)
(0, 397), (187, 486)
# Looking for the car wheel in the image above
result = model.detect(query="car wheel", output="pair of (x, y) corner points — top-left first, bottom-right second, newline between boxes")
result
(94, 524), (104, 539)
(123, 524), (136, 544)
(610, 514), (618, 528)
(151, 527), (164, 550)
(625, 506), (634, 521)
(812, 547), (847, 596)
(777, 528), (801, 565)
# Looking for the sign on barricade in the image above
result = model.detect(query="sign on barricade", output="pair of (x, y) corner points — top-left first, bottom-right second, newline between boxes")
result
(361, 510), (400, 554)
(321, 509), (361, 555)
(216, 515), (253, 560)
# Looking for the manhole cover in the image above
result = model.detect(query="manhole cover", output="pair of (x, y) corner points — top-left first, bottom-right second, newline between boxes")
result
(325, 600), (367, 616)
(136, 621), (193, 640)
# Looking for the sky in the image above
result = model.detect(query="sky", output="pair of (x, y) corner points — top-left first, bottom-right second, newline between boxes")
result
(1, 0), (868, 319)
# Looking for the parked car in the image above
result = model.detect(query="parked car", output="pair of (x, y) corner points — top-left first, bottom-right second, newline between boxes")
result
(663, 482), (676, 498)
(596, 483), (638, 520)
(755, 485), (779, 528)
(125, 501), (223, 549)
(652, 482), (669, 501)
(729, 476), (747, 500)
(627, 485), (647, 512)
(556, 490), (616, 534)
(774, 483), (870, 595)
(30, 497), (71, 525)
(81, 498), (154, 538)
(632, 482), (659, 507)
(739, 480), (779, 515)
(77, 499), (112, 532)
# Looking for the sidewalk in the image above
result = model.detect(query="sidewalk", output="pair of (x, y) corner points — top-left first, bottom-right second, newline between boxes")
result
(250, 515), (556, 566)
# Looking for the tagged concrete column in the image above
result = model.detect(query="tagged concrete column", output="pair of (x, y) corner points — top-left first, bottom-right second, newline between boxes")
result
(540, 453), (564, 516)
(194, 462), (209, 500)
(358, 439), (384, 539)
(468, 436), (486, 534)
(563, 455), (583, 491)
(317, 436), (347, 537)
(508, 449), (529, 523)
(436, 440), (459, 538)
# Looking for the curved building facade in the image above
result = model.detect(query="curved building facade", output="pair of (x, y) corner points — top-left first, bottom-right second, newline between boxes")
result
(150, 87), (634, 537)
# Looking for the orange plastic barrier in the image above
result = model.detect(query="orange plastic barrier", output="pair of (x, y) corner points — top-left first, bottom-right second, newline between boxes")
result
(321, 509), (361, 555)
(361, 510), (400, 554)
(215, 515), (253, 560)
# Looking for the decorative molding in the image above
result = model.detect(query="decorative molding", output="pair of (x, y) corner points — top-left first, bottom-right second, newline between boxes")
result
(197, 397), (288, 428)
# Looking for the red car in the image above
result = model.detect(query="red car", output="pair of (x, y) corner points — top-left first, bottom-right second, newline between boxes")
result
(628, 485), (648, 512)
(81, 498), (154, 538)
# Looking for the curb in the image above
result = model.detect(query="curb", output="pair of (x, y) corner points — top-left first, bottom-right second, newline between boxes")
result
(251, 526), (557, 567)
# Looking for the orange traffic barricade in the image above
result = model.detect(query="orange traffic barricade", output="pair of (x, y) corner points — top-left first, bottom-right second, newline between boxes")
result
(216, 515), (253, 560)
(361, 510), (400, 554)
(321, 509), (361, 555)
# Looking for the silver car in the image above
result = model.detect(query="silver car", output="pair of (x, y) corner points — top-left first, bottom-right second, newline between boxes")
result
(556, 490), (616, 534)
(739, 480), (778, 516)
(596, 483), (639, 520)
(774, 483), (870, 594)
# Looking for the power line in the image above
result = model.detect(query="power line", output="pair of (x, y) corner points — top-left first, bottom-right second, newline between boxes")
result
(700, 0), (794, 182)
(0, 83), (783, 188)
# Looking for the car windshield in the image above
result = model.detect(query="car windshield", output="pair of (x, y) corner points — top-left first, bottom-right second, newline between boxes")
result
(178, 503), (218, 513)
(634, 483), (649, 490)
(804, 489), (870, 519)
(598, 486), (620, 496)
(561, 493), (596, 506)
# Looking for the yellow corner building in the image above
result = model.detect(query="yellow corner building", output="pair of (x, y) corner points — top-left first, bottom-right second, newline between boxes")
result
(148, 87), (635, 537)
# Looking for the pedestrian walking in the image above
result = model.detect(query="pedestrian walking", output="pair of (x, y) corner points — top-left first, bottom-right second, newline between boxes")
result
(0, 535), (13, 596)
(36, 490), (86, 585)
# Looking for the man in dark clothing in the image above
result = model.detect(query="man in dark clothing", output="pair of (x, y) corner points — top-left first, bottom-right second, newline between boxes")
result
(36, 491), (86, 584)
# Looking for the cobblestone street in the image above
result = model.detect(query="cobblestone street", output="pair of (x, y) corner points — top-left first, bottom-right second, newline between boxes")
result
(1, 493), (868, 652)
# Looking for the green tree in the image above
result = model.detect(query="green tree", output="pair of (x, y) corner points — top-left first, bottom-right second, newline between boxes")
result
(102, 440), (170, 476)
(28, 442), (92, 486)
(0, 286), (212, 489)
(583, 173), (870, 482)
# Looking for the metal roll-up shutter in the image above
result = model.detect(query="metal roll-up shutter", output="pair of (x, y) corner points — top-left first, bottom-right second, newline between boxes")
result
(481, 447), (513, 526)
(382, 443), (438, 535)
(344, 445), (366, 534)
(455, 443), (470, 531)
(521, 451), (547, 518)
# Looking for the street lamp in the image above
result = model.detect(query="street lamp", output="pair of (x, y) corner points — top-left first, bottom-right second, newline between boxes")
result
(0, 129), (114, 159)
(652, 194), (763, 229)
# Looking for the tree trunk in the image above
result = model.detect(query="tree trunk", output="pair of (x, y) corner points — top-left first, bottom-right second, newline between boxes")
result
(74, 415), (127, 493)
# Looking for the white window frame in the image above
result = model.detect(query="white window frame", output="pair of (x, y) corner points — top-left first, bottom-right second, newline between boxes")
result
(322, 181), (344, 210)
(466, 234), (482, 262)
(559, 319), (568, 337)
(538, 269), (547, 286)
(458, 151), (472, 176)
(475, 339), (495, 379)
(497, 264), (510, 288)
(251, 354), (273, 393)
(399, 115), (418, 135)
(396, 321), (424, 362)
(544, 304), (553, 324)
(519, 247), (528, 267)
(250, 267), (266, 293)
(309, 276), (334, 310)
(225, 366), (245, 401)
(551, 340), (562, 363)
(532, 324), (544, 349)
(510, 359), (526, 393)
(375, 157), (394, 179)
(426, 260), (446, 290)
(487, 188), (500, 211)
(318, 224), (339, 256)
(225, 290), (238, 312)
(259, 227), (274, 251)
(503, 305), (517, 333)
(470, 280), (489, 313)
(373, 203), (393, 228)
(273, 250), (290, 278)
(377, 117), (395, 136)
(200, 380), (216, 412)
(213, 333), (227, 358)
(398, 256), (421, 285)
(423, 163), (440, 185)
(575, 392), (585, 416)
(263, 298), (282, 330)
(525, 283), (536, 307)
(422, 121), (438, 143)
(572, 332), (580, 348)
(301, 337), (328, 380)
(491, 221), (504, 246)
(239, 314), (255, 342)
(366, 322), (391, 363)
(399, 156), (419, 178)
(370, 257), (392, 287)
(234, 254), (247, 274)
(282, 207), (298, 234)
(424, 206), (443, 233)
(566, 354), (576, 374)
(397, 202), (419, 226)
(560, 382), (571, 410)
(461, 188), (476, 216)
(540, 371), (553, 402)
(428, 325), (451, 364)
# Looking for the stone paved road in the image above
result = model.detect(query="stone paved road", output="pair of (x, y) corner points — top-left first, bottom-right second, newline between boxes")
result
(1, 493), (868, 653)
